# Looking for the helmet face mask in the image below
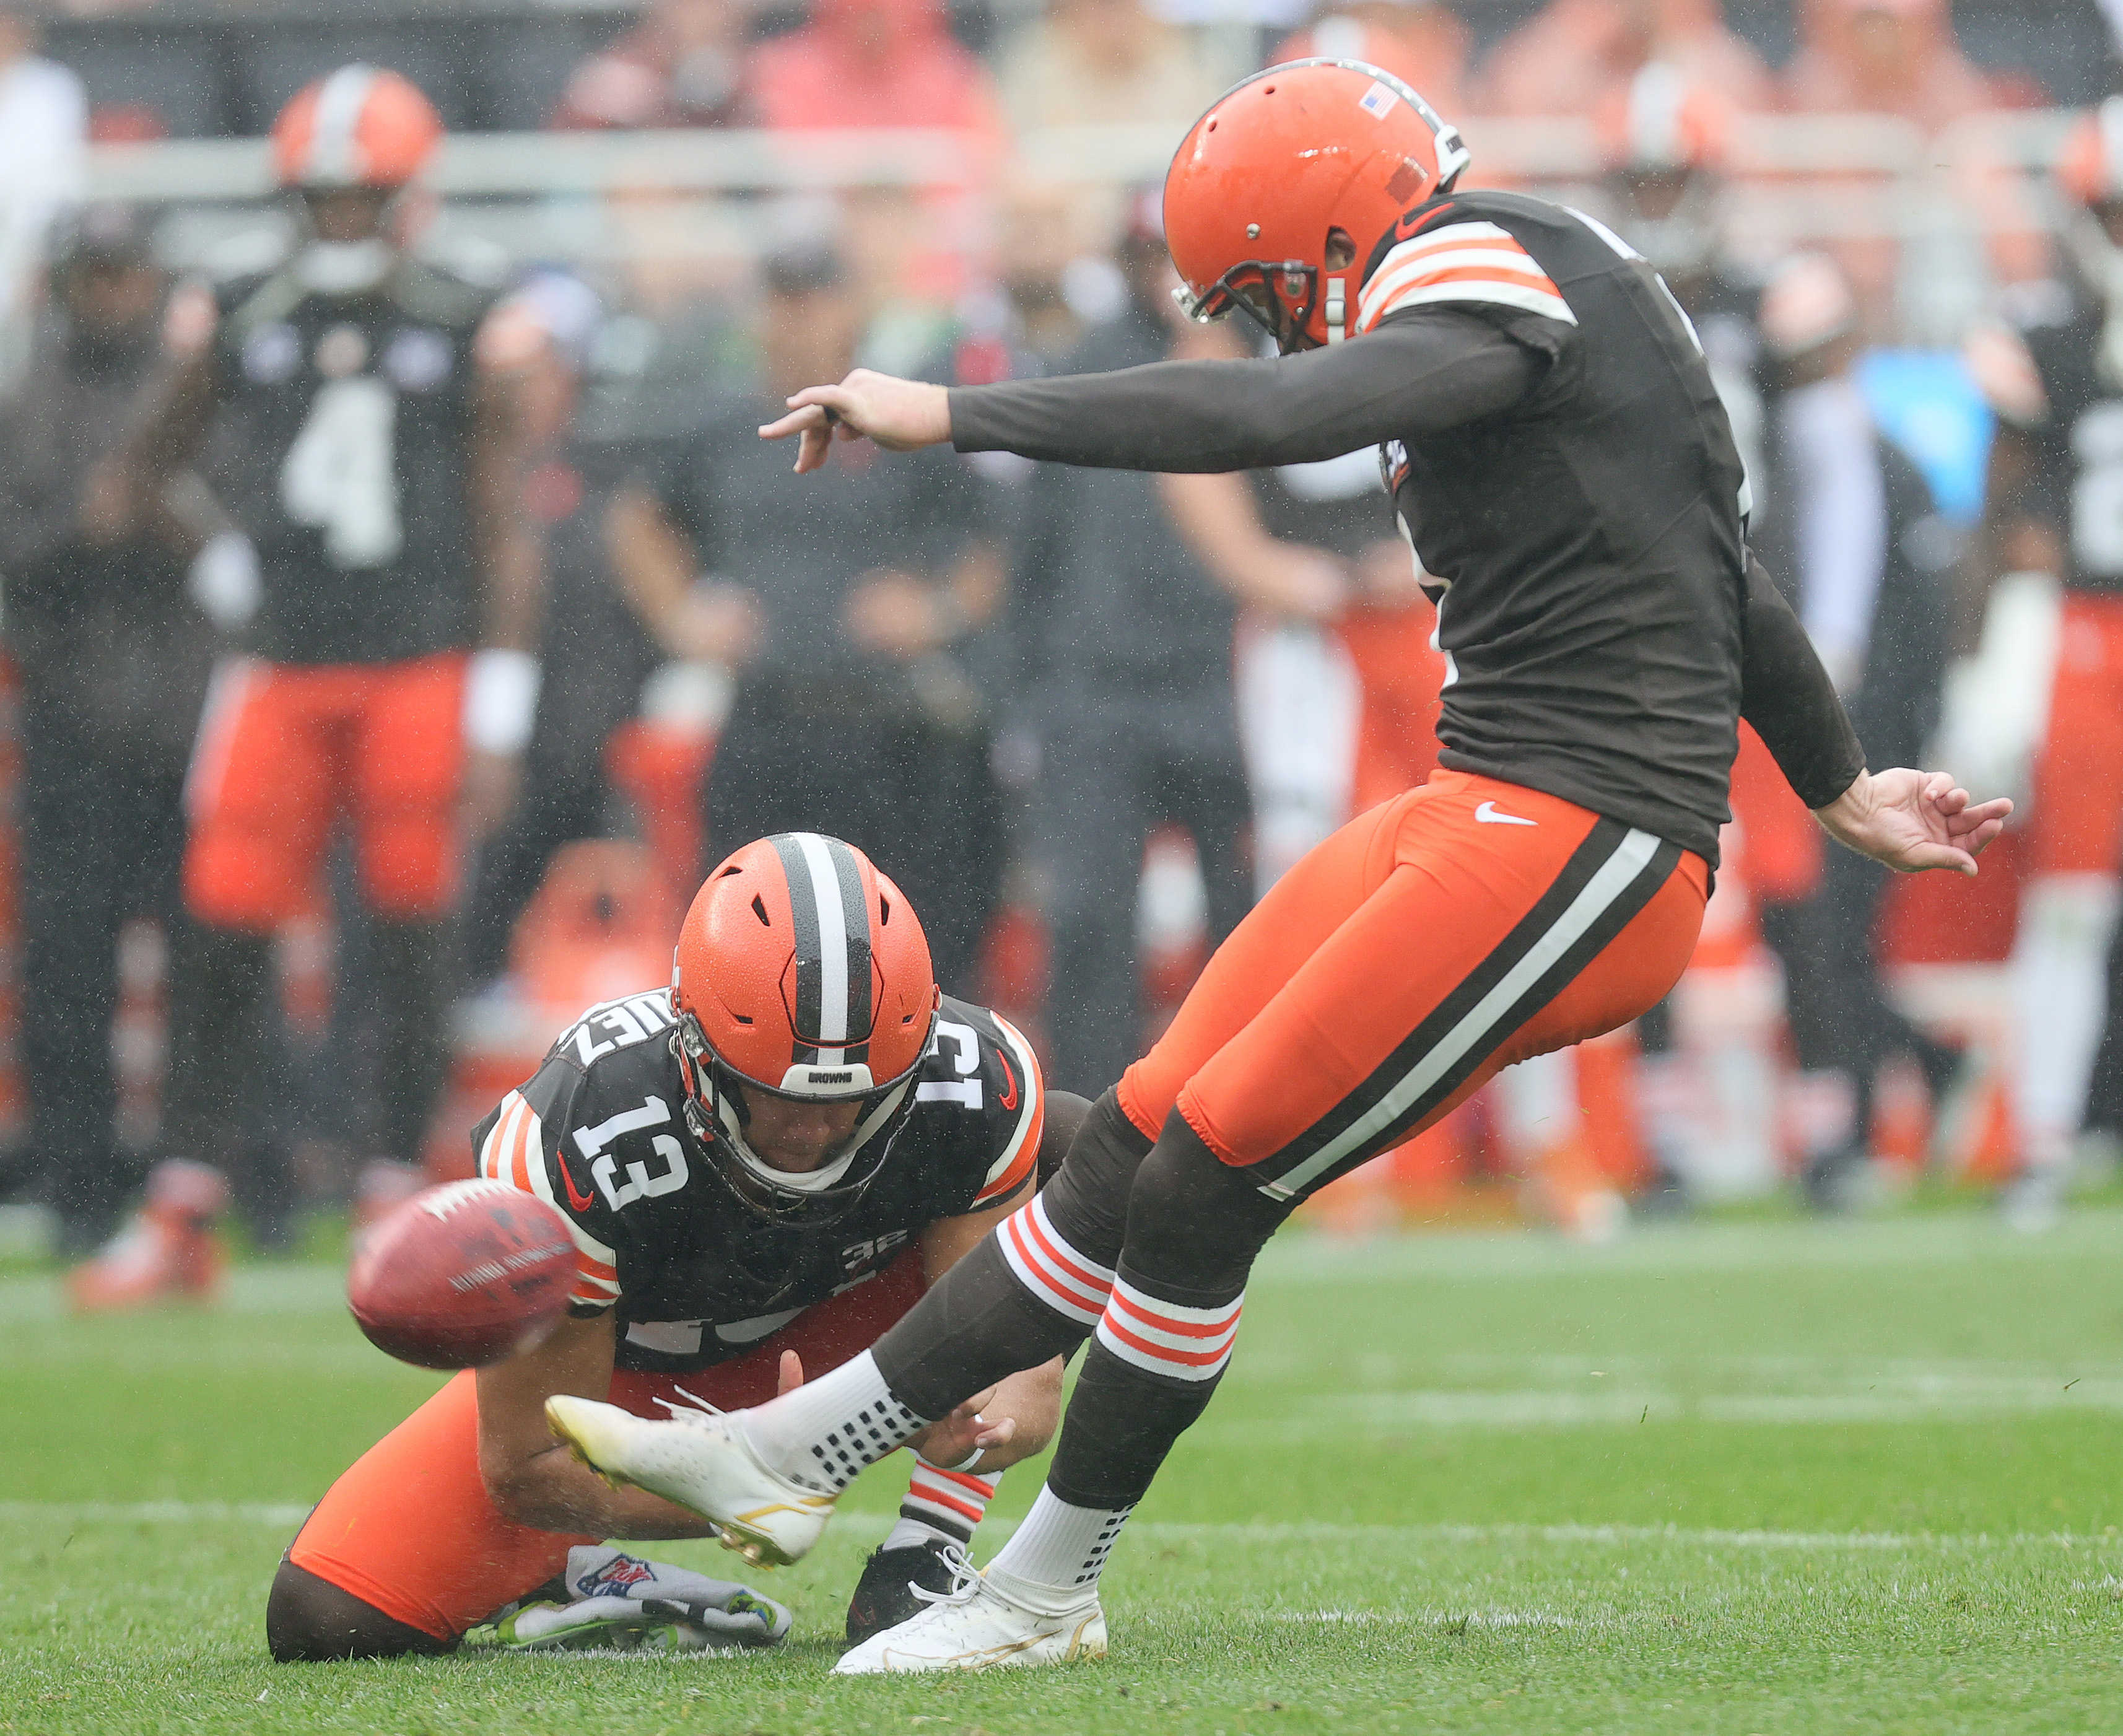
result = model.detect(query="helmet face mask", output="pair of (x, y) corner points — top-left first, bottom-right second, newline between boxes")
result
(1184, 259), (1320, 352)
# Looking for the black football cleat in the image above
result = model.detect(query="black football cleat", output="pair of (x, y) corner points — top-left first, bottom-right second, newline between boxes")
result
(844, 1538), (961, 1647)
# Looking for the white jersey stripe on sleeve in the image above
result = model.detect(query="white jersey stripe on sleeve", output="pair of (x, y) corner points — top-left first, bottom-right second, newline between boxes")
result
(481, 1088), (619, 1283)
(477, 1091), (523, 1181)
(1357, 221), (1576, 334)
(978, 1013), (1044, 1194)
(1363, 279), (1579, 331)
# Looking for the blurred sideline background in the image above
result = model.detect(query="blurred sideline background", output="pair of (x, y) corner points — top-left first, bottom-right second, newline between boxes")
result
(0, 0), (2119, 1276)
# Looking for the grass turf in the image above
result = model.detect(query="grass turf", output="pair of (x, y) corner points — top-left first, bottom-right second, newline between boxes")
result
(0, 1208), (2117, 1734)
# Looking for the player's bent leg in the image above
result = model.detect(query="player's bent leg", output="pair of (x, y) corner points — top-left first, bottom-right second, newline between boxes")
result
(866, 1086), (1146, 1418)
(284, 1372), (591, 1655)
(266, 1559), (456, 1662)
(1116, 791), (1411, 1143)
(848, 795), (1712, 1672)
(599, 819), (1410, 1559)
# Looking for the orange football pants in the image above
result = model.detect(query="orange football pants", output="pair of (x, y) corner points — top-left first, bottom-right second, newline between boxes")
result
(289, 1249), (930, 1642)
(2030, 592), (2123, 874)
(1118, 770), (1709, 1194)
(185, 653), (468, 929)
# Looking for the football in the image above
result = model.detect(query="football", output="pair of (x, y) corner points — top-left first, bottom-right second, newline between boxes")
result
(347, 1179), (578, 1369)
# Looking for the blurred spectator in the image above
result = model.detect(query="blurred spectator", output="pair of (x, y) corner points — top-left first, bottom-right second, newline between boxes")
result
(553, 0), (751, 129)
(979, 180), (1121, 368)
(1269, 0), (1470, 122)
(998, 0), (1225, 134)
(1751, 253), (1955, 1210)
(1013, 219), (1255, 1096)
(1782, 0), (1993, 133)
(749, 0), (1005, 143)
(0, 4), (86, 380)
(1785, 0), (2042, 338)
(1962, 99), (2123, 1225)
(0, 206), (216, 1256)
(1479, 0), (1774, 120)
(608, 240), (1005, 991)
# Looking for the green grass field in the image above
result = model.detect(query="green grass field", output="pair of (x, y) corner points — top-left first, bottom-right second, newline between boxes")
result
(1, 1208), (2118, 1735)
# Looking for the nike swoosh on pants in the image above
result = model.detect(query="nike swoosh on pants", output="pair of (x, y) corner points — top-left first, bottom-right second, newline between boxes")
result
(1475, 801), (1537, 826)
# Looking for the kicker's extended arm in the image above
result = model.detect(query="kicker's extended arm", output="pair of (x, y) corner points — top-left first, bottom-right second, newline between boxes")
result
(948, 310), (1543, 474)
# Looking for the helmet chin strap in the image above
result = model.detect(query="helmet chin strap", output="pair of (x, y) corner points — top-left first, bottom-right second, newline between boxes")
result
(2067, 214), (2123, 390)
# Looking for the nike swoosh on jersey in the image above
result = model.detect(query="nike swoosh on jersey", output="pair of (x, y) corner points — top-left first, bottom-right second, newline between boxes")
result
(995, 1048), (1020, 1112)
(557, 1150), (599, 1214)
(1475, 800), (1538, 826)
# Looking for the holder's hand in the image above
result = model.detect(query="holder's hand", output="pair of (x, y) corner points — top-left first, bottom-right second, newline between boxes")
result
(759, 372), (951, 474)
(1815, 769), (2013, 876)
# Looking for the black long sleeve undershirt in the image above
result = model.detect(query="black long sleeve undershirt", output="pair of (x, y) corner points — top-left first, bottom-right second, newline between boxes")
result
(951, 308), (1868, 816)
(1741, 551), (1868, 809)
(949, 311), (1542, 473)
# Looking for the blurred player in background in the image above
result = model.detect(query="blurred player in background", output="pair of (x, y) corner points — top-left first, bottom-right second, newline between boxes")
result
(550, 59), (2008, 1670)
(83, 68), (541, 1259)
(0, 204), (221, 1263)
(1753, 251), (1956, 1207)
(608, 238), (1005, 993)
(1595, 64), (1764, 500)
(267, 835), (1077, 1659)
(1967, 97), (2123, 1226)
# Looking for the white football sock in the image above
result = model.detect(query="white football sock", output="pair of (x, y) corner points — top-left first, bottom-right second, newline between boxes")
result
(983, 1485), (1130, 1610)
(884, 1516), (959, 1553)
(2012, 873), (2121, 1170)
(738, 1350), (930, 1494)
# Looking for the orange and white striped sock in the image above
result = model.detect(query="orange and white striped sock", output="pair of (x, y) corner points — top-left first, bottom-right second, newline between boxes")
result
(884, 1454), (1003, 1551)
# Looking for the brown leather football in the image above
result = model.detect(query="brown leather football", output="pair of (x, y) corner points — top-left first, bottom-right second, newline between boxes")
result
(347, 1179), (578, 1369)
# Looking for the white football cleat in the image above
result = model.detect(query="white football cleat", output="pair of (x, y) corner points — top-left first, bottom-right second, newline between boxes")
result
(543, 1394), (835, 1568)
(832, 1556), (1105, 1675)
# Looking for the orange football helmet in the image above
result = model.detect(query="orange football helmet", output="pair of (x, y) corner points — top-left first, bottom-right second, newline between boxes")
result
(271, 65), (443, 191)
(670, 833), (939, 1222)
(1164, 58), (1469, 354)
(2058, 97), (2123, 209)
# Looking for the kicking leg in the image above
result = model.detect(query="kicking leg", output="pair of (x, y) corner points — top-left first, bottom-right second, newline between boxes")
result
(721, 798), (1413, 1499)
(839, 780), (1708, 1670)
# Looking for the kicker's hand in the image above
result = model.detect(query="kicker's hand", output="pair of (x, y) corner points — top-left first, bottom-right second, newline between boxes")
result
(758, 371), (951, 473)
(1815, 769), (2013, 877)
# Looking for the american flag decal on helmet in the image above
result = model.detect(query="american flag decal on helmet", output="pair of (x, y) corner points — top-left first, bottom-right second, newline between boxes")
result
(770, 832), (875, 1064)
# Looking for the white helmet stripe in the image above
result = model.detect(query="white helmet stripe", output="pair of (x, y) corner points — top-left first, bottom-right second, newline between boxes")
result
(308, 64), (380, 185)
(793, 832), (852, 1046)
